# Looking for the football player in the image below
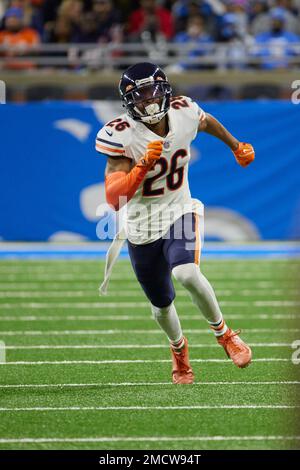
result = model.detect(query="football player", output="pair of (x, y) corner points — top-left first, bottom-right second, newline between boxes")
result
(96, 62), (255, 384)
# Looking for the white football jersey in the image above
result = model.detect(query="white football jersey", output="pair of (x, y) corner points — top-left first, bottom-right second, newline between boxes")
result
(96, 96), (205, 245)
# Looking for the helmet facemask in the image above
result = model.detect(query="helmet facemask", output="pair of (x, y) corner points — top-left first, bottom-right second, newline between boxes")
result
(121, 77), (172, 125)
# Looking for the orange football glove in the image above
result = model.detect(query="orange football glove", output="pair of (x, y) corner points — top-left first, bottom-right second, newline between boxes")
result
(233, 142), (255, 167)
(139, 140), (163, 169)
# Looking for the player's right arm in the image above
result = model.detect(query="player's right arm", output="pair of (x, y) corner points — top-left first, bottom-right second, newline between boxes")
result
(104, 142), (163, 211)
(198, 113), (255, 167)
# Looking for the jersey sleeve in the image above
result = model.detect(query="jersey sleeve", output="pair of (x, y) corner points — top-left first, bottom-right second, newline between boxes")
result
(188, 96), (206, 122)
(95, 124), (129, 159)
(173, 96), (206, 140)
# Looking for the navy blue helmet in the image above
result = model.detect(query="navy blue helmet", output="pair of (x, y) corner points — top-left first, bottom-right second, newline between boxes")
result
(119, 62), (172, 125)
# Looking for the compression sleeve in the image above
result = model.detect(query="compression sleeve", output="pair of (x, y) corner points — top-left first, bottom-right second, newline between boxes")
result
(105, 164), (149, 211)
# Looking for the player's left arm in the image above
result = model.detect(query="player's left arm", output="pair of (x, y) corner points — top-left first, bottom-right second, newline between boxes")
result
(198, 113), (255, 167)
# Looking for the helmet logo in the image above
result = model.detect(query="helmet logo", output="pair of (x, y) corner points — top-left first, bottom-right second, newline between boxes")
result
(135, 76), (154, 87)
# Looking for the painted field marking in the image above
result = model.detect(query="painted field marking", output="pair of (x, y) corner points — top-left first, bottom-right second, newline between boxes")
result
(0, 282), (296, 290)
(0, 435), (299, 443)
(0, 358), (292, 365)
(0, 301), (299, 309)
(3, 342), (294, 350)
(0, 381), (299, 389)
(0, 328), (299, 336)
(0, 404), (298, 411)
(0, 289), (298, 298)
(0, 314), (298, 321)
(0, 274), (298, 281)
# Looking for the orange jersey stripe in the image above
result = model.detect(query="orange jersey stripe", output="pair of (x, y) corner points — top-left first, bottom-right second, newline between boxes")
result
(96, 143), (124, 154)
(194, 213), (200, 265)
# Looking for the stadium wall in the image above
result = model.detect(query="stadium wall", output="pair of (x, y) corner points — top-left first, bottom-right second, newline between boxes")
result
(0, 100), (299, 241)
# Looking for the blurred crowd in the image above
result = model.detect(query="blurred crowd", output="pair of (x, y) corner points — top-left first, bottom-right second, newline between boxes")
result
(0, 0), (299, 69)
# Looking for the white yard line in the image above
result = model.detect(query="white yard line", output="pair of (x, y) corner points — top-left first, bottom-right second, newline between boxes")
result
(0, 405), (298, 411)
(0, 314), (298, 321)
(0, 381), (299, 389)
(3, 342), (293, 350)
(0, 263), (297, 273)
(0, 301), (299, 309)
(0, 282), (296, 290)
(0, 266), (297, 273)
(0, 435), (299, 443)
(0, 289), (298, 297)
(0, 358), (291, 365)
(0, 328), (299, 336)
(0, 274), (297, 281)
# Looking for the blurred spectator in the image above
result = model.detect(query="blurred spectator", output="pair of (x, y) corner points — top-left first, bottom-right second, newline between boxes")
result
(172, 0), (219, 32)
(73, 11), (100, 42)
(45, 13), (72, 42)
(217, 12), (251, 68)
(0, 6), (40, 44)
(218, 11), (240, 41)
(127, 0), (174, 41)
(225, 0), (248, 38)
(0, 1), (45, 34)
(0, 2), (8, 23)
(58, 0), (83, 30)
(172, 0), (222, 35)
(276, 0), (299, 16)
(0, 0), (298, 71)
(253, 7), (300, 68)
(44, 0), (83, 41)
(248, 0), (269, 23)
(174, 15), (212, 69)
(0, 6), (40, 69)
(275, 0), (300, 33)
(90, 0), (122, 43)
(42, 0), (63, 25)
(250, 0), (299, 35)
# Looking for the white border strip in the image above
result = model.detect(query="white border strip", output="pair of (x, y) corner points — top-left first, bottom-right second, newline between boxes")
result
(0, 405), (298, 411)
(0, 301), (298, 308)
(0, 328), (299, 336)
(0, 358), (291, 365)
(0, 381), (299, 389)
(0, 435), (299, 443)
(0, 315), (298, 321)
(0, 289), (298, 297)
(3, 342), (293, 350)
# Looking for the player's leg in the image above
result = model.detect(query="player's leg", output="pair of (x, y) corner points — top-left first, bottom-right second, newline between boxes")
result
(127, 239), (194, 383)
(173, 262), (227, 334)
(151, 302), (194, 385)
(173, 262), (252, 368)
(165, 213), (224, 326)
(165, 213), (252, 368)
(128, 238), (183, 343)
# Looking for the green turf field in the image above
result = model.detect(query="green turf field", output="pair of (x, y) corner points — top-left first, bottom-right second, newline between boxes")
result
(0, 258), (299, 450)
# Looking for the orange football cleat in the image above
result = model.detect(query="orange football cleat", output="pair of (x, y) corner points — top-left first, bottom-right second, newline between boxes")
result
(217, 328), (252, 368)
(171, 337), (194, 384)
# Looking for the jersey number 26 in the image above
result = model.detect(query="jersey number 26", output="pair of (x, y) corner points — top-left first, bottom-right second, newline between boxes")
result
(143, 149), (187, 197)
